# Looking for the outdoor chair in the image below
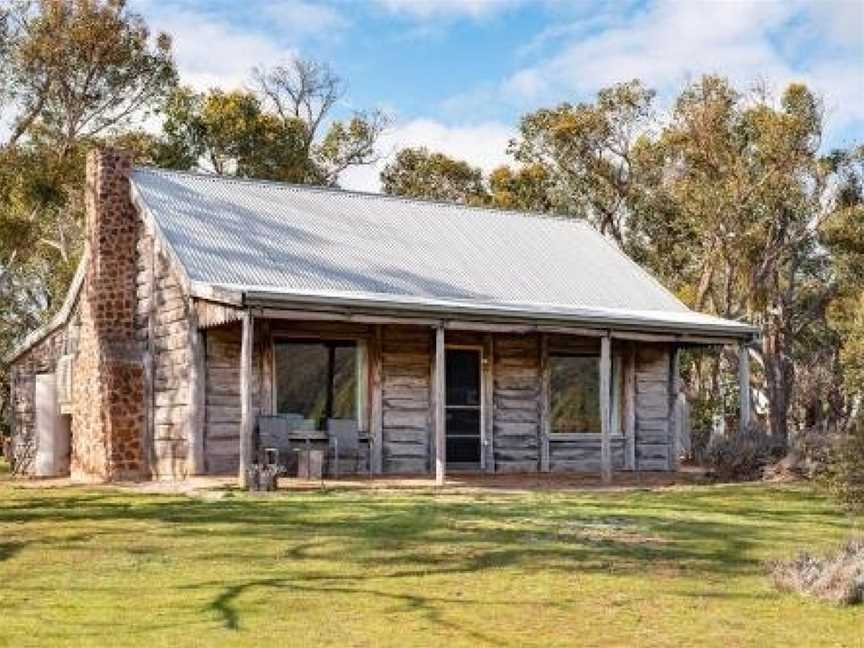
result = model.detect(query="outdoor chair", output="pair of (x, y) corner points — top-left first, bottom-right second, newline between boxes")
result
(327, 419), (360, 478)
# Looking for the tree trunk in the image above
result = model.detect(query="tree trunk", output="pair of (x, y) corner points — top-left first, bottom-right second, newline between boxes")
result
(763, 318), (791, 445)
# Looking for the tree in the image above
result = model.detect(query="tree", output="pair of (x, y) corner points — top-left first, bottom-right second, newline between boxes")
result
(0, 0), (176, 435)
(383, 77), (863, 445)
(488, 164), (558, 213)
(631, 78), (861, 442)
(509, 80), (656, 243)
(3, 0), (175, 152)
(157, 88), (313, 179)
(381, 147), (489, 205)
(158, 57), (386, 185)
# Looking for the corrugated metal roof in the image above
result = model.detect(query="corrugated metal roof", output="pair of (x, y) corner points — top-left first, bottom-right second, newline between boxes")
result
(130, 167), (756, 337)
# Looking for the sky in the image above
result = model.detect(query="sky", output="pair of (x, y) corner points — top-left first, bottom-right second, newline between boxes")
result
(131, 0), (864, 192)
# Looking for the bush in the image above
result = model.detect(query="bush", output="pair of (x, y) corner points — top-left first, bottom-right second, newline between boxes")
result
(770, 538), (864, 606)
(763, 427), (833, 482)
(705, 424), (785, 481)
(819, 424), (864, 511)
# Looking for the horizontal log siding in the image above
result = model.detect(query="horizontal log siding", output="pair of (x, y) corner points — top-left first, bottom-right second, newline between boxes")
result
(493, 334), (541, 473)
(204, 323), (242, 474)
(197, 321), (675, 477)
(549, 438), (626, 472)
(142, 247), (193, 479)
(381, 325), (432, 474)
(635, 344), (673, 470)
(204, 320), (375, 475)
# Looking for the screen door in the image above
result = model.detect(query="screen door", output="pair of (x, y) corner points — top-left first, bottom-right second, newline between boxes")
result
(445, 348), (482, 468)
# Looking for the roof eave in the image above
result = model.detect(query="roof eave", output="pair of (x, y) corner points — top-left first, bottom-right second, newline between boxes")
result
(239, 288), (760, 343)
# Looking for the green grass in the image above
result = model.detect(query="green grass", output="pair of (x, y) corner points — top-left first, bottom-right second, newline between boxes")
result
(1, 470), (861, 647)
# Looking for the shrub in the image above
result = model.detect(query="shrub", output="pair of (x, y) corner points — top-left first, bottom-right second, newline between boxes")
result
(705, 424), (785, 481)
(763, 427), (833, 482)
(770, 538), (864, 606)
(818, 424), (864, 511)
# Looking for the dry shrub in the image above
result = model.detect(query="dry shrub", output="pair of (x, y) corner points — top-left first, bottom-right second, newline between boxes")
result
(705, 425), (785, 481)
(763, 427), (833, 482)
(770, 538), (864, 606)
(818, 424), (864, 511)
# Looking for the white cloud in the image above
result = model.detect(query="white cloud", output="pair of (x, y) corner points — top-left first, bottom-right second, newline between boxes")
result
(138, 6), (293, 90)
(445, 0), (864, 147)
(375, 0), (524, 20)
(262, 1), (349, 34)
(133, 1), (349, 92)
(340, 119), (515, 192)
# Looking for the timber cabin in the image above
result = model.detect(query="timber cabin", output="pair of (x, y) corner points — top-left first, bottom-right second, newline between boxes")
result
(5, 149), (758, 483)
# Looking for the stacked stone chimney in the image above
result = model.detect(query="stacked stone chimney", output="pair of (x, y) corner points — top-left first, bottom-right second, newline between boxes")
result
(71, 149), (145, 480)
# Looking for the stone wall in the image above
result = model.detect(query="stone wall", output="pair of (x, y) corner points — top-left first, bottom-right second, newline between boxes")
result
(69, 149), (145, 480)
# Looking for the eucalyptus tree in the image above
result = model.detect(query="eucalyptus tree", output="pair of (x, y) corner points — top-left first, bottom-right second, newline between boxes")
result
(158, 57), (387, 185)
(381, 147), (489, 205)
(0, 0), (177, 433)
(508, 79), (656, 244)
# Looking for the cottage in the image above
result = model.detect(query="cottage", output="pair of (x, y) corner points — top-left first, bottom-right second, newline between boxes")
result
(6, 149), (758, 483)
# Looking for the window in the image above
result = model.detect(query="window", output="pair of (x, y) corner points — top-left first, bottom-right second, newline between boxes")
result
(274, 340), (360, 430)
(550, 354), (601, 434)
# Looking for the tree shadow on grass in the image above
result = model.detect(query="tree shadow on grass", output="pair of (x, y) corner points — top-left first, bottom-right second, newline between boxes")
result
(201, 576), (542, 645)
(0, 541), (27, 563)
(2, 483), (858, 640)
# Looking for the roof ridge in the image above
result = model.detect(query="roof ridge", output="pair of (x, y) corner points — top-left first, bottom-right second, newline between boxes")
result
(131, 165), (598, 229)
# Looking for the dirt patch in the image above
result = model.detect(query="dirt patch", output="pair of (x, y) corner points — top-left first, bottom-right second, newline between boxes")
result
(4, 467), (711, 497)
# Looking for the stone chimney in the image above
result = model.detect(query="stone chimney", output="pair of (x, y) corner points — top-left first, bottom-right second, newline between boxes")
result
(71, 148), (145, 480)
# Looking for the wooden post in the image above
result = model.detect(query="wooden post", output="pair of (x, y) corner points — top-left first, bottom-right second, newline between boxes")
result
(369, 325), (383, 474)
(669, 346), (681, 470)
(623, 344), (636, 471)
(539, 333), (551, 473)
(600, 335), (612, 483)
(433, 324), (446, 486)
(482, 333), (495, 473)
(739, 342), (751, 434)
(238, 311), (254, 487)
(259, 319), (273, 414)
(187, 313), (206, 476)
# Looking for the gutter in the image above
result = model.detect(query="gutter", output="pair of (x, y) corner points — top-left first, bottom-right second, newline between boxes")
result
(239, 288), (760, 343)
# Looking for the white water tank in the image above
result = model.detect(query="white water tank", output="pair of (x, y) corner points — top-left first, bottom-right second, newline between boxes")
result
(34, 373), (71, 477)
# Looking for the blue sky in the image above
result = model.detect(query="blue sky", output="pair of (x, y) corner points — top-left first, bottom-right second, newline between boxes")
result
(133, 0), (864, 191)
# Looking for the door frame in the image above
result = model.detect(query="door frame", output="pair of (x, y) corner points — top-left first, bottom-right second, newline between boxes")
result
(444, 344), (485, 471)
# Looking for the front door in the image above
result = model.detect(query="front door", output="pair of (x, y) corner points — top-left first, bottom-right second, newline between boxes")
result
(445, 348), (482, 469)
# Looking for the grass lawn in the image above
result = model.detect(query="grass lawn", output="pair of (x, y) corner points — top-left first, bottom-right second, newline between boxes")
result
(1, 465), (861, 647)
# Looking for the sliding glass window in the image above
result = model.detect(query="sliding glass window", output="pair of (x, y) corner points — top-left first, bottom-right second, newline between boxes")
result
(274, 341), (359, 430)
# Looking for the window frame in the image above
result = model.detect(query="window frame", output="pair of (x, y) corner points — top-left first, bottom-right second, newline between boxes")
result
(271, 335), (368, 432)
(547, 350), (623, 440)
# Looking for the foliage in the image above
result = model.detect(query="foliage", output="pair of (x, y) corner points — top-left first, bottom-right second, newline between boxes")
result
(771, 538), (864, 606)
(159, 58), (387, 184)
(488, 163), (558, 213)
(818, 423), (864, 511)
(705, 425), (786, 481)
(0, 0), (177, 435)
(4, 0), (175, 149)
(380, 147), (489, 205)
(1, 478), (862, 645)
(509, 79), (656, 242)
(383, 77), (864, 453)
